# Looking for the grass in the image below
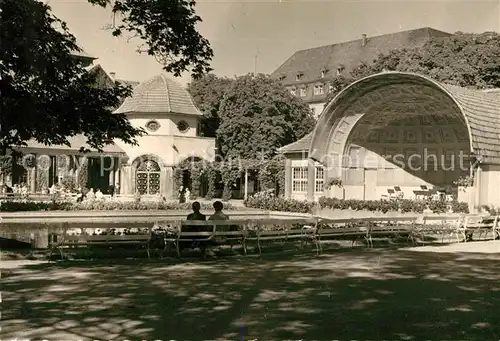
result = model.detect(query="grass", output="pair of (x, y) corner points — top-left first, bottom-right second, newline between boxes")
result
(2, 245), (500, 340)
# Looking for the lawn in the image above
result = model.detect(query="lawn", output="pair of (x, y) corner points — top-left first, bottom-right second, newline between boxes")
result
(2, 246), (500, 340)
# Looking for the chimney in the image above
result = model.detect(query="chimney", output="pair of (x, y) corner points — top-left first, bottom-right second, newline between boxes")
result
(109, 72), (116, 81)
(362, 34), (367, 47)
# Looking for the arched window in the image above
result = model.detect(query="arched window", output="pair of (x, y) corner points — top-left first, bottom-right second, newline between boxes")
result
(136, 160), (161, 195)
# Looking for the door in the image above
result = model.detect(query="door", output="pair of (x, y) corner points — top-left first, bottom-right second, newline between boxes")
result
(364, 168), (378, 200)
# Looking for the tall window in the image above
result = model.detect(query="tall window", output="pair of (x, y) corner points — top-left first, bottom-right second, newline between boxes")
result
(314, 84), (324, 95)
(299, 88), (306, 97)
(136, 160), (161, 195)
(315, 167), (324, 192)
(292, 167), (308, 192)
(290, 88), (297, 96)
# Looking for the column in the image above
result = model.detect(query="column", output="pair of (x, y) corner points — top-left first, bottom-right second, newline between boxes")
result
(75, 168), (79, 186)
(307, 160), (315, 202)
(323, 162), (329, 198)
(109, 159), (116, 191)
(30, 167), (36, 193)
(474, 166), (482, 210)
(165, 167), (174, 199)
(244, 169), (248, 200)
(121, 165), (131, 195)
(284, 159), (292, 198)
(116, 169), (121, 193)
(160, 167), (168, 198)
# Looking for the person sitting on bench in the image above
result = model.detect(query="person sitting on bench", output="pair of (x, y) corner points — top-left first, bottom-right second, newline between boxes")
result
(184, 201), (208, 251)
(209, 201), (238, 233)
(187, 201), (206, 222)
(208, 201), (229, 220)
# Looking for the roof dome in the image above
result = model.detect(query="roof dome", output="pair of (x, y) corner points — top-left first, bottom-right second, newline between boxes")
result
(114, 74), (201, 116)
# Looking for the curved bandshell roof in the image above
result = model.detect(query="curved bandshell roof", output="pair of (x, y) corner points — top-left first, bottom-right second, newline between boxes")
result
(309, 72), (500, 165)
(114, 74), (201, 116)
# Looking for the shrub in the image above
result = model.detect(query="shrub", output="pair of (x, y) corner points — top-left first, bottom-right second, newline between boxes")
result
(0, 199), (73, 212)
(0, 199), (236, 212)
(427, 200), (448, 214)
(244, 191), (314, 214)
(61, 175), (77, 192)
(245, 194), (470, 215)
(452, 201), (470, 214)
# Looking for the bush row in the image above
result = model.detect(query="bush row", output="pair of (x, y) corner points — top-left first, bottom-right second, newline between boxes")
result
(318, 197), (469, 214)
(244, 194), (470, 214)
(0, 200), (235, 212)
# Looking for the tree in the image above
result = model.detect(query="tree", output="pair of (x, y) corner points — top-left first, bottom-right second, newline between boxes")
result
(0, 152), (13, 183)
(88, 0), (213, 78)
(187, 74), (233, 137)
(1, 0), (214, 153)
(324, 32), (500, 104)
(217, 74), (315, 159)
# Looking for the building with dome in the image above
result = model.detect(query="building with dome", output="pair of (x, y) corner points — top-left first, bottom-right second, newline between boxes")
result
(9, 65), (215, 199)
(112, 74), (215, 197)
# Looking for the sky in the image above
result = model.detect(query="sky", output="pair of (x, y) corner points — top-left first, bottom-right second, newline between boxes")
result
(48, 0), (500, 86)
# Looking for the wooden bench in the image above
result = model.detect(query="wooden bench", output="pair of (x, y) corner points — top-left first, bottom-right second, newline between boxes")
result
(411, 215), (465, 244)
(315, 218), (369, 252)
(316, 217), (418, 251)
(166, 218), (319, 257)
(365, 217), (418, 247)
(459, 215), (499, 242)
(164, 220), (249, 257)
(244, 218), (319, 255)
(50, 225), (152, 259)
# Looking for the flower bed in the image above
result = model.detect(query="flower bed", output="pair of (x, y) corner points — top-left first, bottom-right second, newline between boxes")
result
(243, 192), (314, 214)
(0, 199), (236, 212)
(244, 192), (470, 214)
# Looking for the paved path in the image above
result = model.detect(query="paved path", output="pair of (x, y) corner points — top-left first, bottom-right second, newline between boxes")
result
(406, 240), (500, 253)
(3, 246), (500, 340)
(0, 259), (47, 270)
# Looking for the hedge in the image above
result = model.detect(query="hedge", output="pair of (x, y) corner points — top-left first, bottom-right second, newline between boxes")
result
(0, 199), (236, 212)
(244, 193), (470, 214)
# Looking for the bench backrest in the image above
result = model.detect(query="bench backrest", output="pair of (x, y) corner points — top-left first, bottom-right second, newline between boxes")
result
(63, 234), (150, 243)
(180, 218), (319, 227)
(320, 216), (417, 225)
(421, 216), (464, 227)
(464, 215), (498, 229)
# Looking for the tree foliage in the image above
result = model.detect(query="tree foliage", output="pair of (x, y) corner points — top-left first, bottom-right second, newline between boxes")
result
(187, 74), (233, 138)
(214, 74), (315, 158)
(0, 152), (13, 179)
(325, 32), (500, 104)
(88, 0), (213, 78)
(1, 0), (214, 153)
(0, 0), (144, 152)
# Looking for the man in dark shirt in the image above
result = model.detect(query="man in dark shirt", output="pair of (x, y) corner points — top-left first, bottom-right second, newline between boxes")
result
(187, 201), (206, 221)
(183, 201), (208, 252)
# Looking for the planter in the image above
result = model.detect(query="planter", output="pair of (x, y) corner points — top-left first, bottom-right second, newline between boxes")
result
(317, 207), (465, 220)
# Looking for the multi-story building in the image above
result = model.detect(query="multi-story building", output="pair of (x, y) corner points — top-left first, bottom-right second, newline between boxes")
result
(272, 27), (452, 117)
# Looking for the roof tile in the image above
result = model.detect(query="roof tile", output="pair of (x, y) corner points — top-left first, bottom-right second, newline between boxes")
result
(273, 27), (451, 85)
(279, 133), (312, 153)
(281, 78), (500, 165)
(114, 74), (201, 116)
